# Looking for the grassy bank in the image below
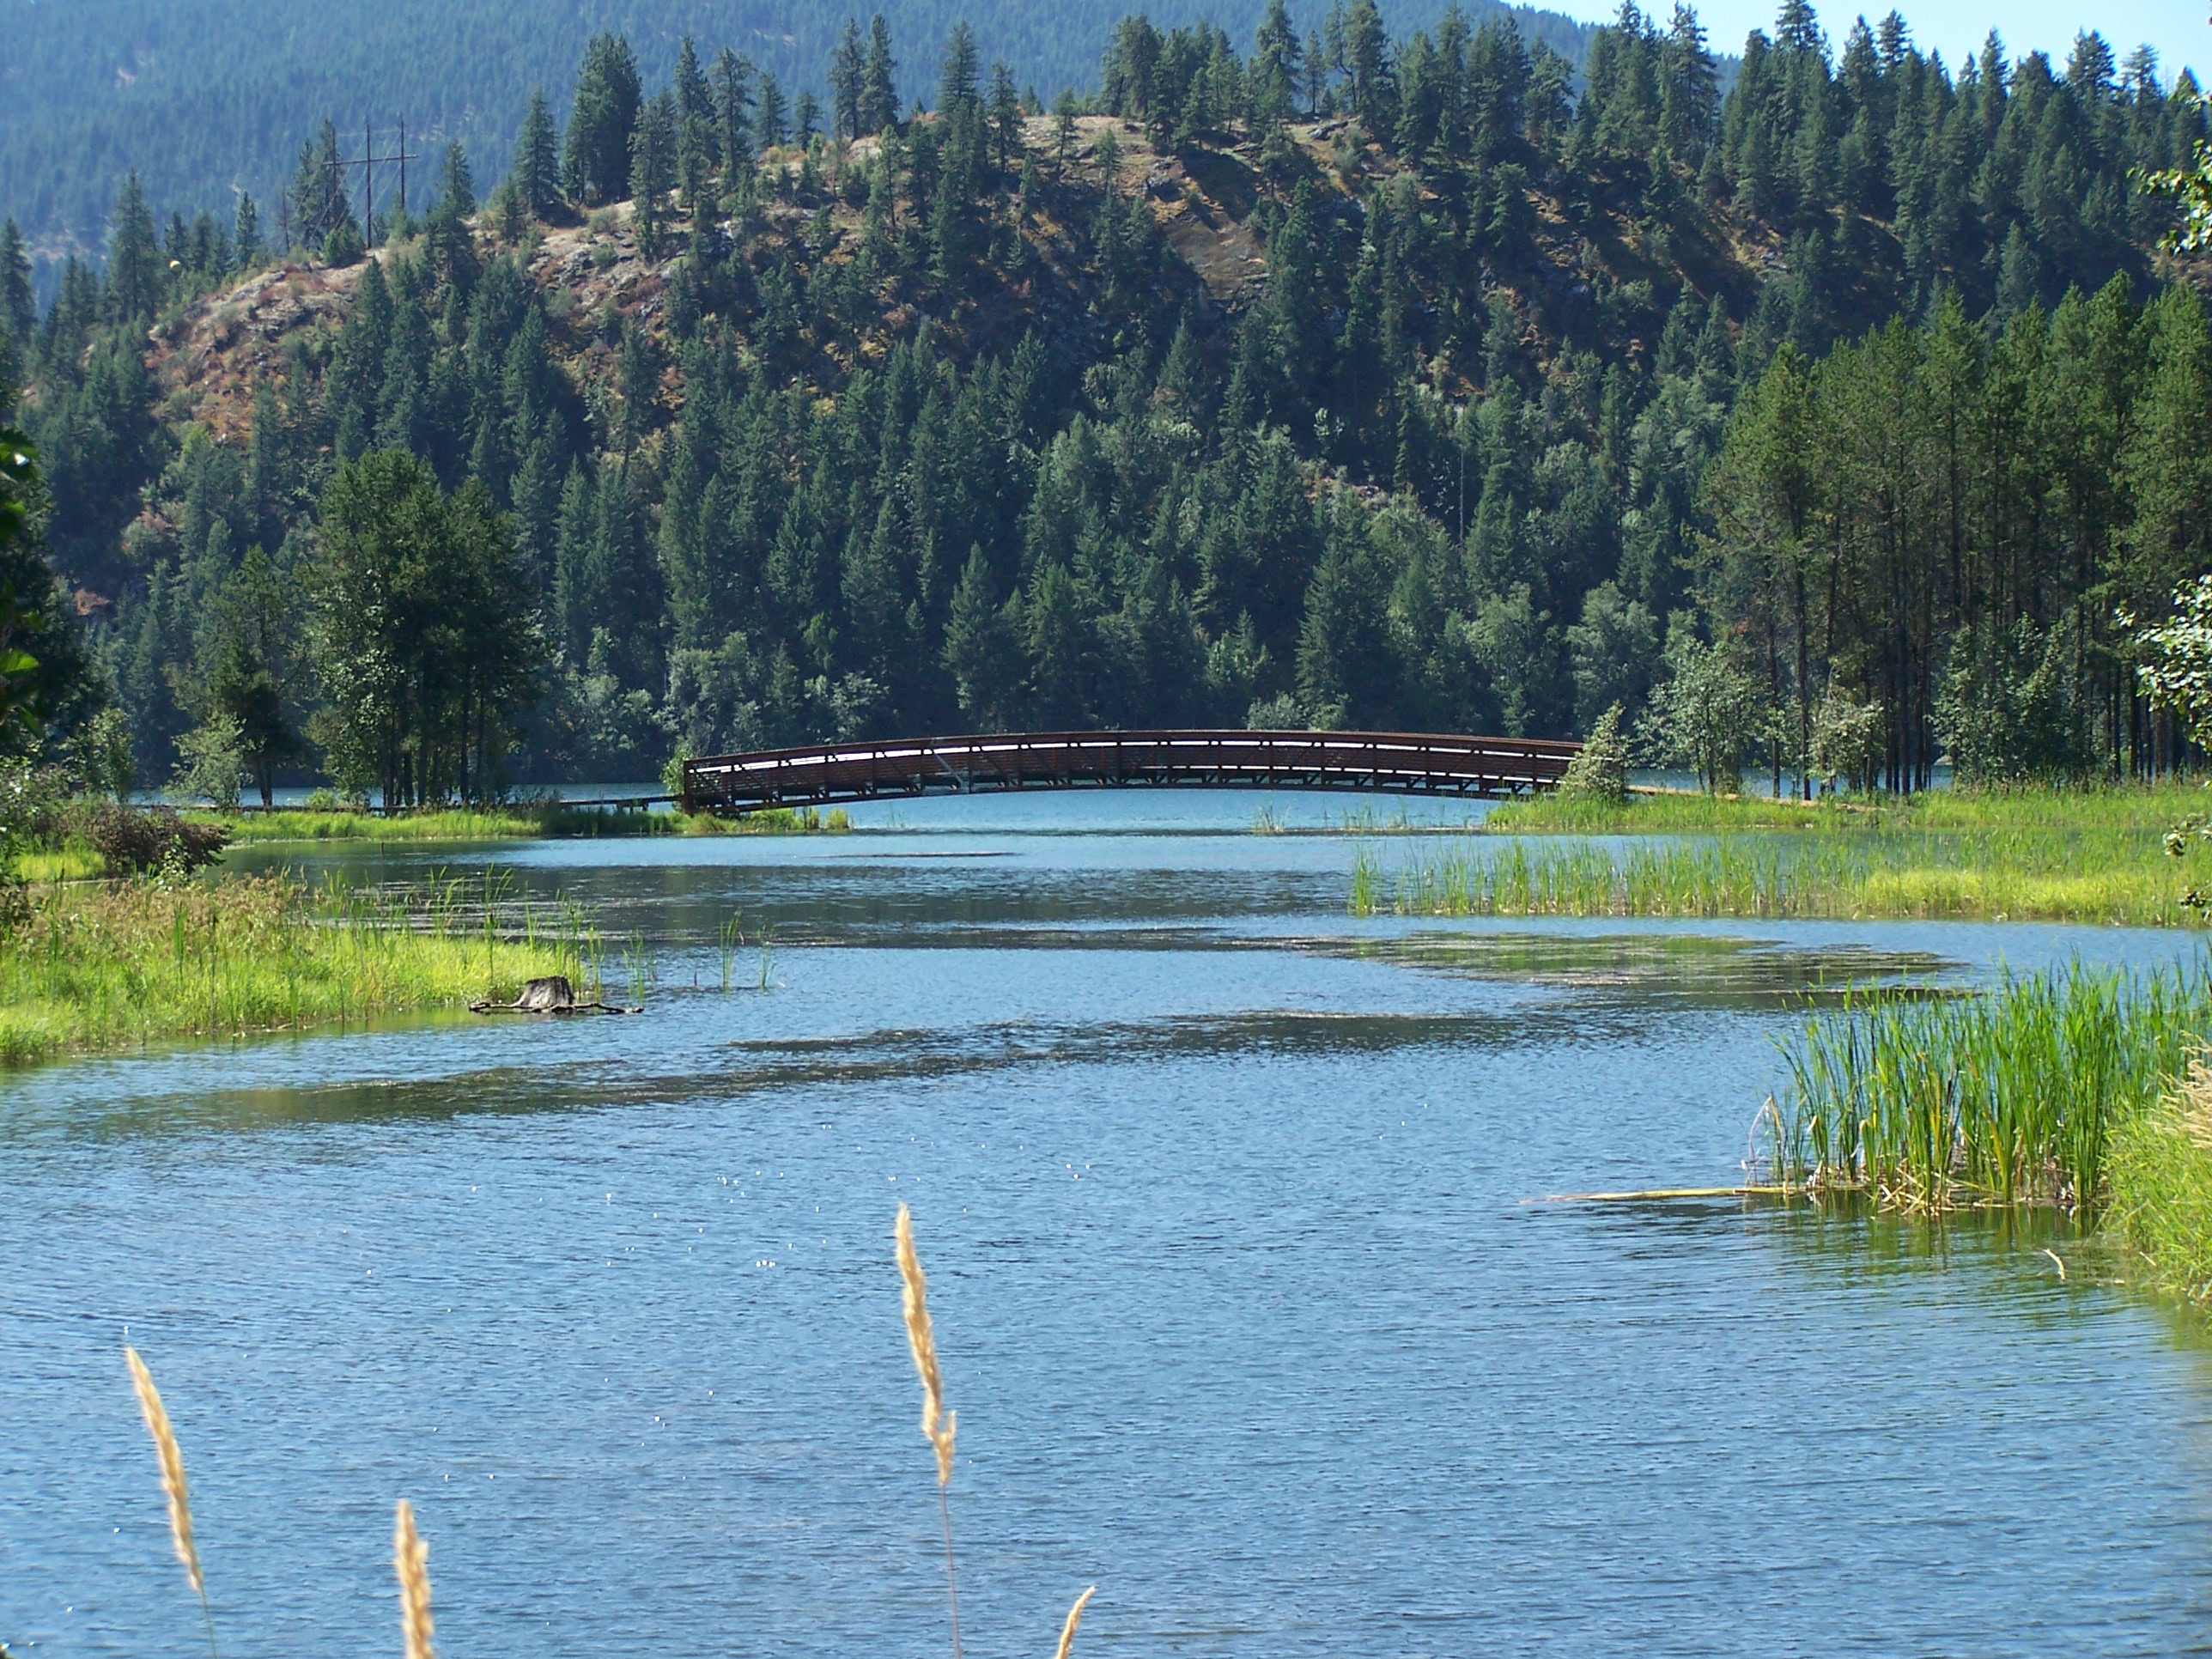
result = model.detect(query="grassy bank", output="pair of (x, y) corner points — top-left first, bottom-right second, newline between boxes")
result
(198, 802), (852, 843)
(9, 840), (105, 880)
(1758, 959), (2212, 1300)
(0, 872), (585, 1065)
(1358, 783), (2207, 926)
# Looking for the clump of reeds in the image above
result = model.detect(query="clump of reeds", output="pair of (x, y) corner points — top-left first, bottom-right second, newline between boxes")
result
(1765, 962), (2212, 1212)
(393, 1499), (436, 1659)
(896, 1203), (961, 1657)
(125, 1346), (217, 1658)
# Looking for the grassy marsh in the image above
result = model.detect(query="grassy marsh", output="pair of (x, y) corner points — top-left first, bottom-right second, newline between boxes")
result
(0, 872), (587, 1065)
(1358, 784), (2209, 926)
(198, 802), (853, 844)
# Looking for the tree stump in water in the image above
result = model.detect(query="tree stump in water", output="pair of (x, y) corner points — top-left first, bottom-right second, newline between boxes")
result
(514, 975), (574, 1012)
(471, 975), (640, 1016)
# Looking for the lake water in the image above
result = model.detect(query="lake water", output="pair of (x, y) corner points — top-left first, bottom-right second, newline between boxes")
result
(5, 790), (2212, 1658)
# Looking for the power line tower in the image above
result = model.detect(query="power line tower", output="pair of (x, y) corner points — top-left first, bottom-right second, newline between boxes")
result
(325, 120), (421, 246)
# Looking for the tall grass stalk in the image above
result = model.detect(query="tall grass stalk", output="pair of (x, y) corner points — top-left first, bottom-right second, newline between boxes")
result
(623, 931), (653, 1005)
(392, 1500), (435, 1659)
(1765, 963), (2212, 1212)
(125, 1347), (216, 1659)
(718, 912), (744, 992)
(895, 1204), (960, 1659)
(1053, 1586), (1097, 1659)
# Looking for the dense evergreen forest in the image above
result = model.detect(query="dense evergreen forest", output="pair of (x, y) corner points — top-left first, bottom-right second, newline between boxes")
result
(3, 0), (2209, 799)
(0, 0), (1595, 268)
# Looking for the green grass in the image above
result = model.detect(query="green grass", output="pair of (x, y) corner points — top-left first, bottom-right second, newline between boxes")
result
(1763, 964), (2212, 1212)
(206, 807), (550, 842)
(195, 803), (853, 843)
(1488, 781), (2207, 837)
(2110, 1085), (2212, 1302)
(0, 871), (589, 1065)
(8, 839), (104, 880)
(1360, 782), (2212, 926)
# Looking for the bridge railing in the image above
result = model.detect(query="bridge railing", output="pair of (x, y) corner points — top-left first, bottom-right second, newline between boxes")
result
(682, 728), (1580, 815)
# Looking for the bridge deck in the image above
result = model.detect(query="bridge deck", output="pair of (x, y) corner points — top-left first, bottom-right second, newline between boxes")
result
(681, 729), (1579, 816)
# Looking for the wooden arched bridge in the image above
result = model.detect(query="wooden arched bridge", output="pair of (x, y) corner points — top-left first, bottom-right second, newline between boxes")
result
(680, 728), (1580, 816)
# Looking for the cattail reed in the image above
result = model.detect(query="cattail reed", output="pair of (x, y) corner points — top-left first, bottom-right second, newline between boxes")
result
(393, 1499), (436, 1659)
(1052, 1585), (1097, 1659)
(895, 1203), (961, 1659)
(1767, 961), (2212, 1212)
(124, 1346), (216, 1658)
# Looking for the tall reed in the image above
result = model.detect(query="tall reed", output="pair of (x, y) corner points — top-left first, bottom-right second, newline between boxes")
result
(1053, 1585), (1097, 1659)
(896, 1204), (961, 1659)
(125, 1346), (216, 1658)
(393, 1499), (435, 1659)
(1765, 963), (2212, 1212)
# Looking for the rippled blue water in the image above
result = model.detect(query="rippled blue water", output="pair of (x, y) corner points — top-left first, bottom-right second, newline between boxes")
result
(5, 791), (2212, 1658)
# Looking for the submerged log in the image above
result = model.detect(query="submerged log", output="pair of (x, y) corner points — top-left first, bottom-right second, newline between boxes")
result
(471, 975), (639, 1016)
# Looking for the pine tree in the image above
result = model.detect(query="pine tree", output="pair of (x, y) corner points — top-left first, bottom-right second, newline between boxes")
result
(674, 38), (712, 125)
(831, 21), (866, 143)
(289, 119), (345, 251)
(564, 33), (643, 204)
(106, 173), (165, 323)
(234, 195), (264, 267)
(0, 221), (33, 358)
(988, 63), (1023, 173)
(515, 88), (562, 217)
(755, 72), (788, 150)
(714, 49), (757, 185)
(939, 21), (980, 115)
(1252, 0), (1302, 130)
(631, 93), (678, 259)
(861, 14), (899, 137)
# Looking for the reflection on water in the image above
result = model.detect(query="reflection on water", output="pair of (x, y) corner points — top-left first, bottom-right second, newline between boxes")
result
(6, 791), (2212, 1659)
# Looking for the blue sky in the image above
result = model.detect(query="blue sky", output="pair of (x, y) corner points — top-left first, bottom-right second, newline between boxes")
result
(1564, 0), (2208, 83)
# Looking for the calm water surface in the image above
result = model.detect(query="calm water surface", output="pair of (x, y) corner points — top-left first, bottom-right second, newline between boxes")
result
(6, 791), (2212, 1658)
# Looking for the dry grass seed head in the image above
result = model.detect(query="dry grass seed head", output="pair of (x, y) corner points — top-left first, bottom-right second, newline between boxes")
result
(894, 1202), (957, 1486)
(394, 1498), (436, 1659)
(124, 1346), (204, 1598)
(1053, 1585), (1098, 1659)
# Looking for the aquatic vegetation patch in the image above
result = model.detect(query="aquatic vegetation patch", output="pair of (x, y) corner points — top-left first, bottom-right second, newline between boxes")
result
(1325, 928), (1958, 1010)
(1358, 830), (2202, 927)
(198, 802), (851, 844)
(0, 872), (586, 1065)
(1763, 963), (2212, 1215)
(1486, 782), (2208, 839)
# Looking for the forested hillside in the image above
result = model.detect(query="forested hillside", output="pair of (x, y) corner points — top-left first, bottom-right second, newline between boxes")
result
(0, 0), (1595, 269)
(5, 0), (2210, 801)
